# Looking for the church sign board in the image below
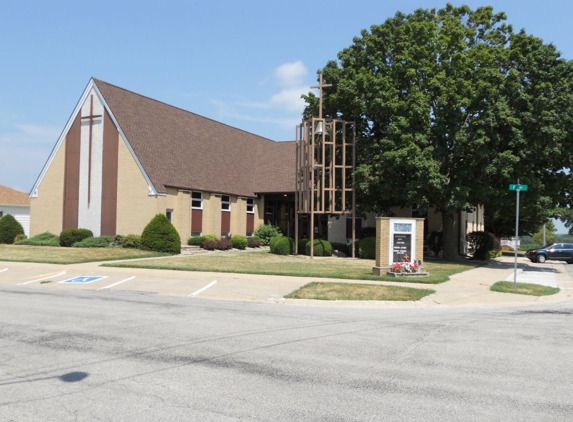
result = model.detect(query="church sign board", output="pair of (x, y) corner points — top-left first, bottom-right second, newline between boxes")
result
(372, 217), (426, 276)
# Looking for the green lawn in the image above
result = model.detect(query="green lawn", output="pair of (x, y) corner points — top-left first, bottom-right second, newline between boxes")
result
(0, 244), (167, 264)
(104, 250), (482, 284)
(490, 281), (560, 296)
(285, 282), (435, 301)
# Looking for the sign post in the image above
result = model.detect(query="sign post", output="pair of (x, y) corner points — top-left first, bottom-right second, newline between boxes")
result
(509, 182), (528, 288)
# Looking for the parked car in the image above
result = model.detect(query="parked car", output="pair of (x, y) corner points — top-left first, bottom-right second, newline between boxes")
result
(525, 243), (573, 264)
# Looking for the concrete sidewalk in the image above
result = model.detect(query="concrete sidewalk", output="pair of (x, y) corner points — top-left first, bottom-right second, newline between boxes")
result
(1, 255), (573, 309)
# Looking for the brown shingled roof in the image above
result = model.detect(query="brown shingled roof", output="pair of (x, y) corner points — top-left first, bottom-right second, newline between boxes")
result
(0, 184), (30, 206)
(94, 79), (295, 197)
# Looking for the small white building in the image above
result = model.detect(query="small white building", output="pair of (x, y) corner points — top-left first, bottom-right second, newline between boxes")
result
(0, 184), (31, 237)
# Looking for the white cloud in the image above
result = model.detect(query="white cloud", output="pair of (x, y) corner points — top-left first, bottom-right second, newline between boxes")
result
(269, 87), (307, 113)
(275, 61), (308, 88)
(209, 61), (311, 140)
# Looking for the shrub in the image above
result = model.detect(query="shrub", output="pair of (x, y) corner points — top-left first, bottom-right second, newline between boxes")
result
(357, 237), (376, 259)
(122, 234), (141, 249)
(271, 237), (295, 255)
(330, 242), (347, 255)
(73, 236), (115, 248)
(215, 238), (233, 250)
(0, 214), (25, 244)
(140, 214), (181, 254)
(467, 231), (494, 261)
(231, 235), (248, 250)
(14, 231), (60, 246)
(113, 234), (124, 246)
(269, 236), (282, 250)
(428, 231), (443, 257)
(298, 238), (309, 253)
(59, 228), (93, 247)
(202, 239), (217, 250)
(253, 223), (282, 246)
(188, 236), (204, 246)
(14, 233), (27, 243)
(489, 235), (502, 258)
(247, 237), (262, 248)
(305, 239), (332, 257)
(357, 226), (376, 239)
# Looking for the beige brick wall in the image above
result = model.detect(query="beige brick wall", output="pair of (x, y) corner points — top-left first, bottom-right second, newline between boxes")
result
(232, 197), (247, 236)
(375, 218), (390, 268)
(255, 195), (264, 229)
(202, 193), (221, 236)
(116, 138), (167, 236)
(30, 139), (66, 236)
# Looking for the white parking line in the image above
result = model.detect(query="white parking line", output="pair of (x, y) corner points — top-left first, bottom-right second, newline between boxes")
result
(99, 276), (136, 290)
(0, 268), (7, 273)
(189, 280), (217, 297)
(18, 272), (66, 285)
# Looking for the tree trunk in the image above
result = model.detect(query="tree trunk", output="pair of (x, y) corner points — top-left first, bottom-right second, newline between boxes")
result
(442, 211), (459, 261)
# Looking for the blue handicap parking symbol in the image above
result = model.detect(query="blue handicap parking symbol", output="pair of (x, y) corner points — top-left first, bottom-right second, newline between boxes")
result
(59, 276), (107, 284)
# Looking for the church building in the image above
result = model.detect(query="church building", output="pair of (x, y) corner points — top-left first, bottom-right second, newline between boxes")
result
(30, 78), (483, 256)
(30, 78), (296, 240)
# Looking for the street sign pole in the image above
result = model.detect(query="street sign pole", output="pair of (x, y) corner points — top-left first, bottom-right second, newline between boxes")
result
(514, 181), (520, 288)
(509, 181), (528, 288)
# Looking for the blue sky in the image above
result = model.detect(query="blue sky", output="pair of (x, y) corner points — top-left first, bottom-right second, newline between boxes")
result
(1, 0), (571, 231)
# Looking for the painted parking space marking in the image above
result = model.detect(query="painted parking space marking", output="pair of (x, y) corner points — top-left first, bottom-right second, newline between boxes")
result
(18, 271), (67, 285)
(99, 276), (135, 290)
(189, 280), (217, 297)
(0, 268), (8, 273)
(58, 276), (107, 284)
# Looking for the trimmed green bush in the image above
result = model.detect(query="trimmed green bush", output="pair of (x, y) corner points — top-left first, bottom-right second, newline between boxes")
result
(14, 231), (60, 246)
(59, 228), (93, 247)
(113, 234), (124, 246)
(247, 237), (262, 248)
(73, 236), (115, 248)
(305, 239), (332, 257)
(0, 214), (25, 244)
(298, 238), (309, 253)
(269, 236), (283, 250)
(357, 237), (376, 259)
(254, 223), (282, 246)
(271, 237), (295, 255)
(231, 235), (248, 250)
(188, 236), (204, 246)
(467, 231), (494, 261)
(122, 234), (141, 249)
(140, 214), (181, 254)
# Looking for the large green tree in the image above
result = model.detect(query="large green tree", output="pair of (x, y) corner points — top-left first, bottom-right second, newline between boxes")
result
(304, 4), (573, 259)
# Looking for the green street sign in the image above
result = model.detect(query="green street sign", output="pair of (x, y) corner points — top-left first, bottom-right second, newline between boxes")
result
(509, 184), (528, 191)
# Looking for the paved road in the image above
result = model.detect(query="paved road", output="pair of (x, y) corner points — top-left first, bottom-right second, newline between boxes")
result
(1, 285), (572, 421)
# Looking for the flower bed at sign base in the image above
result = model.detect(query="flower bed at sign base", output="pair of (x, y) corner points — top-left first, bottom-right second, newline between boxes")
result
(387, 261), (429, 277)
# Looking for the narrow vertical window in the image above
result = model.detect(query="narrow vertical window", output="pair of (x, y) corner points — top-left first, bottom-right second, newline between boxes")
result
(246, 198), (255, 214)
(166, 209), (173, 222)
(221, 195), (231, 211)
(191, 192), (203, 209)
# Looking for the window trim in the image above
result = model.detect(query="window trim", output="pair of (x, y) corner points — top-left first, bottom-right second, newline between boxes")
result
(191, 191), (203, 210)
